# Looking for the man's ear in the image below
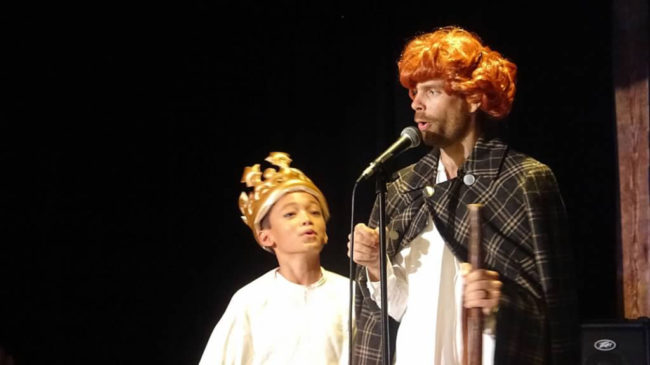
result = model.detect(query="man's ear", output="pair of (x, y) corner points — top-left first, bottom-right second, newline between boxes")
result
(323, 232), (329, 245)
(258, 229), (275, 250)
(469, 101), (481, 113)
(466, 93), (482, 113)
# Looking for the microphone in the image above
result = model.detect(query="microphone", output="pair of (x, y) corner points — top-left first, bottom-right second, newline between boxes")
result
(357, 126), (421, 182)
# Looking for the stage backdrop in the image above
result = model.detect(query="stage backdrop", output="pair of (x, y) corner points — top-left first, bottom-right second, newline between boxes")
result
(2, 1), (617, 364)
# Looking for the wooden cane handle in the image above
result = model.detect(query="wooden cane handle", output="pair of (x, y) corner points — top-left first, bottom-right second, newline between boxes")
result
(466, 203), (483, 365)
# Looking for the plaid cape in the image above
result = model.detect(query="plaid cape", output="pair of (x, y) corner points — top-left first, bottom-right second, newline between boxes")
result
(352, 136), (579, 364)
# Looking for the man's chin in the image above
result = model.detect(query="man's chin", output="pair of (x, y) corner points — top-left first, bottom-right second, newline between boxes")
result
(421, 131), (444, 148)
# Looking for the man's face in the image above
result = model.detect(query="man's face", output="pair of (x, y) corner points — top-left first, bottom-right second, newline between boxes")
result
(259, 191), (327, 256)
(410, 79), (477, 148)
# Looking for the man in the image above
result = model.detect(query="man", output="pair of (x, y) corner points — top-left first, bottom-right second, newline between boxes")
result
(199, 152), (349, 365)
(350, 26), (578, 364)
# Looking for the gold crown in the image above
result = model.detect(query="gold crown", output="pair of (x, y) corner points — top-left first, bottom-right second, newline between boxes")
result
(238, 152), (330, 250)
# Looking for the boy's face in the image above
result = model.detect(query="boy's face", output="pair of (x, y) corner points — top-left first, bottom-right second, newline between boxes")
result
(258, 191), (328, 255)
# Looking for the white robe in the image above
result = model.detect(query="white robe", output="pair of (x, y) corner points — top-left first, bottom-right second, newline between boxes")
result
(367, 160), (495, 365)
(199, 267), (350, 365)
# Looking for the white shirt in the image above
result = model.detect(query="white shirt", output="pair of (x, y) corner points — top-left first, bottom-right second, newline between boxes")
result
(367, 160), (495, 365)
(199, 267), (349, 365)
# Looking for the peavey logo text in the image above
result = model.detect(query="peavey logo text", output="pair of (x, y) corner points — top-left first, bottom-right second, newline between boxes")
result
(594, 339), (617, 351)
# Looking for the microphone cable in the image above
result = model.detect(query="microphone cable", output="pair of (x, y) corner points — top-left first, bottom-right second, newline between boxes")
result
(348, 180), (359, 365)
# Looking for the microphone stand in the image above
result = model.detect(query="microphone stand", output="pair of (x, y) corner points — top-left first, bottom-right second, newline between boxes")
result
(375, 167), (391, 365)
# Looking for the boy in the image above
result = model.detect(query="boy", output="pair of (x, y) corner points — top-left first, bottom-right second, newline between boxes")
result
(199, 152), (349, 365)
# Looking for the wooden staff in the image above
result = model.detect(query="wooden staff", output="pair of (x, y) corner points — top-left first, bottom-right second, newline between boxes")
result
(464, 203), (484, 365)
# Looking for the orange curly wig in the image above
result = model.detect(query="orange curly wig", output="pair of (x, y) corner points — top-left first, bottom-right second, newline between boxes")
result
(398, 26), (517, 119)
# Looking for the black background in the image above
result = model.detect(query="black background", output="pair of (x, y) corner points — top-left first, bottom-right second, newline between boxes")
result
(2, 1), (619, 364)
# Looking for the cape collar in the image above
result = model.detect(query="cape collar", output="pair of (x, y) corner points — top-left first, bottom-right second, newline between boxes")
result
(399, 136), (509, 192)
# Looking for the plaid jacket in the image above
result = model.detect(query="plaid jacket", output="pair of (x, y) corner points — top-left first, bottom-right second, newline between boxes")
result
(352, 136), (579, 364)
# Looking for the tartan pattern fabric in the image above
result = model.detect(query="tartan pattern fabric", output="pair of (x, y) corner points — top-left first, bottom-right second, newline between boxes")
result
(352, 136), (579, 364)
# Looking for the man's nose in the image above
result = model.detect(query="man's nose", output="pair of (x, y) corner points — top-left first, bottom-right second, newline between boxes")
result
(411, 95), (424, 111)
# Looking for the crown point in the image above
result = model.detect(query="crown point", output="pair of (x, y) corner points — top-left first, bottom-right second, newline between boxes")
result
(266, 152), (292, 168)
(263, 168), (276, 179)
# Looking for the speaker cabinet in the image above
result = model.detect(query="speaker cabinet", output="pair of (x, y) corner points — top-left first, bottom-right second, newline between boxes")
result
(581, 318), (650, 365)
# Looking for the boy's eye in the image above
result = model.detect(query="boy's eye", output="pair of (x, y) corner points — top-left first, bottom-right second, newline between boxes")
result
(311, 210), (322, 216)
(283, 212), (296, 218)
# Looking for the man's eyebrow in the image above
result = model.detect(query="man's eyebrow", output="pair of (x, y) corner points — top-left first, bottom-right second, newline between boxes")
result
(423, 81), (444, 89)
